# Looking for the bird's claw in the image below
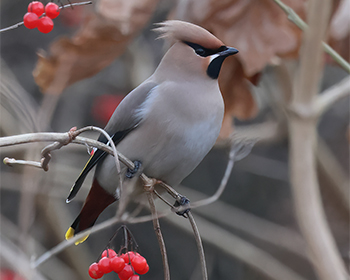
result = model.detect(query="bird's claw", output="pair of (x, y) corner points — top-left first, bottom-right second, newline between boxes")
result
(125, 160), (142, 178)
(173, 195), (190, 217)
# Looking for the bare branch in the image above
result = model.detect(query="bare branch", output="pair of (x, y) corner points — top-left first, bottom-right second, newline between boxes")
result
(182, 136), (256, 211)
(145, 183), (170, 280)
(3, 157), (42, 169)
(288, 0), (349, 279)
(75, 126), (123, 198)
(166, 214), (308, 280)
(272, 0), (350, 73)
(186, 211), (208, 280)
(315, 77), (350, 115)
(176, 185), (308, 259)
(0, 129), (134, 170)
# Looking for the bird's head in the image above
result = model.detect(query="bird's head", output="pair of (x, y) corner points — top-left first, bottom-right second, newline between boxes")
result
(154, 20), (238, 79)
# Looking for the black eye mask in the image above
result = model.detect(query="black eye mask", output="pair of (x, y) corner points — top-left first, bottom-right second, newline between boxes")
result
(184, 41), (238, 79)
(184, 41), (228, 57)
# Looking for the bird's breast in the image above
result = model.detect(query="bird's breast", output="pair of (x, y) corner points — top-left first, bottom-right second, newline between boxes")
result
(98, 80), (224, 190)
(121, 81), (224, 185)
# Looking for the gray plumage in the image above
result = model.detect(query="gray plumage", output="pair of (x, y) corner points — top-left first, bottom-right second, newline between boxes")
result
(65, 20), (238, 239)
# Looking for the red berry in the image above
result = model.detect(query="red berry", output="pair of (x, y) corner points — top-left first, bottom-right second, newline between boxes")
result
(101, 249), (117, 258)
(131, 255), (147, 274)
(128, 276), (140, 280)
(28, 1), (44, 17)
(37, 16), (54, 33)
(110, 256), (125, 273)
(88, 262), (104, 279)
(45, 2), (60, 19)
(23, 12), (39, 29)
(98, 257), (112, 274)
(118, 264), (134, 280)
(138, 263), (149, 275)
(121, 251), (137, 264)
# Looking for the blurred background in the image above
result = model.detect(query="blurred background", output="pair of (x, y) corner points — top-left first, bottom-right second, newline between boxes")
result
(0, 0), (349, 279)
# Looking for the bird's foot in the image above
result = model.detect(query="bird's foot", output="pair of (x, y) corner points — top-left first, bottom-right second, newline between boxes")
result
(173, 195), (191, 217)
(125, 160), (142, 178)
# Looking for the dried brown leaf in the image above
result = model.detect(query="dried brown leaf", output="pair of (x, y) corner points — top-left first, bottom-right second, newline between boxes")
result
(180, 0), (306, 138)
(185, 0), (306, 76)
(33, 0), (160, 94)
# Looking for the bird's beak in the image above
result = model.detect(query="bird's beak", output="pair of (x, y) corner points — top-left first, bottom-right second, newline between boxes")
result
(218, 46), (239, 57)
(207, 46), (239, 79)
(209, 47), (239, 63)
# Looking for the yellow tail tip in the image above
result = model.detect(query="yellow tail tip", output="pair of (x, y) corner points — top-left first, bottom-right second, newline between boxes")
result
(74, 234), (89, 245)
(65, 227), (90, 245)
(65, 227), (75, 240)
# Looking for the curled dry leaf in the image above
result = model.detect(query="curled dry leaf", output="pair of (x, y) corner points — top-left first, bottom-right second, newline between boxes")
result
(184, 0), (306, 76)
(180, 0), (306, 138)
(33, 0), (160, 94)
(218, 57), (259, 139)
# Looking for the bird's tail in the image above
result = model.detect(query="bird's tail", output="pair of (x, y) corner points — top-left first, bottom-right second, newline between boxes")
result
(65, 178), (117, 245)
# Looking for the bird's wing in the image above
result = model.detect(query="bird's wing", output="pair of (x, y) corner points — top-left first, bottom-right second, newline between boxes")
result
(66, 81), (158, 203)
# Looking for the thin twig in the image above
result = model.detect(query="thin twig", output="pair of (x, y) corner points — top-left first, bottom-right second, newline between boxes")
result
(0, 1), (93, 33)
(3, 157), (42, 169)
(176, 138), (253, 213)
(154, 189), (176, 208)
(2, 126), (124, 189)
(166, 214), (308, 280)
(2, 128), (249, 276)
(272, 0), (350, 73)
(315, 76), (350, 115)
(150, 137), (253, 216)
(75, 126), (123, 198)
(0, 128), (252, 217)
(146, 189), (170, 280)
(186, 211), (208, 280)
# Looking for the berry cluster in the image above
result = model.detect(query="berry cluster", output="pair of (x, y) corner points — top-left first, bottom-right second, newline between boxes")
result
(88, 249), (149, 280)
(23, 1), (60, 33)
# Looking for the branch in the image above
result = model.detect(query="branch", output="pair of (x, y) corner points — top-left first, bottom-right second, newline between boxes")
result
(315, 76), (350, 115)
(0, 1), (93, 33)
(186, 212), (208, 280)
(165, 214), (308, 280)
(0, 128), (135, 172)
(2, 127), (250, 277)
(3, 157), (42, 169)
(273, 0), (350, 73)
(175, 185), (308, 259)
(288, 0), (349, 279)
(183, 136), (256, 210)
(145, 189), (170, 280)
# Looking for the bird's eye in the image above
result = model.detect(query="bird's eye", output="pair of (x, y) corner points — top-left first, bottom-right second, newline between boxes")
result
(195, 48), (206, 56)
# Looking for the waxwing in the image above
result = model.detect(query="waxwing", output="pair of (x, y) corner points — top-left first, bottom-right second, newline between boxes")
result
(65, 20), (239, 243)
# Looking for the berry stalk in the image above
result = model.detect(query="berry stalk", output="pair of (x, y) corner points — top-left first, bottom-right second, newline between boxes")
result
(0, 1), (92, 33)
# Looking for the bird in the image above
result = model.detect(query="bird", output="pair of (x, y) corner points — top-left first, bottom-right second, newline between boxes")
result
(65, 20), (239, 244)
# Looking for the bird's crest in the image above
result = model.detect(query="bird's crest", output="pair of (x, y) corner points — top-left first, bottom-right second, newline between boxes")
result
(154, 20), (224, 50)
